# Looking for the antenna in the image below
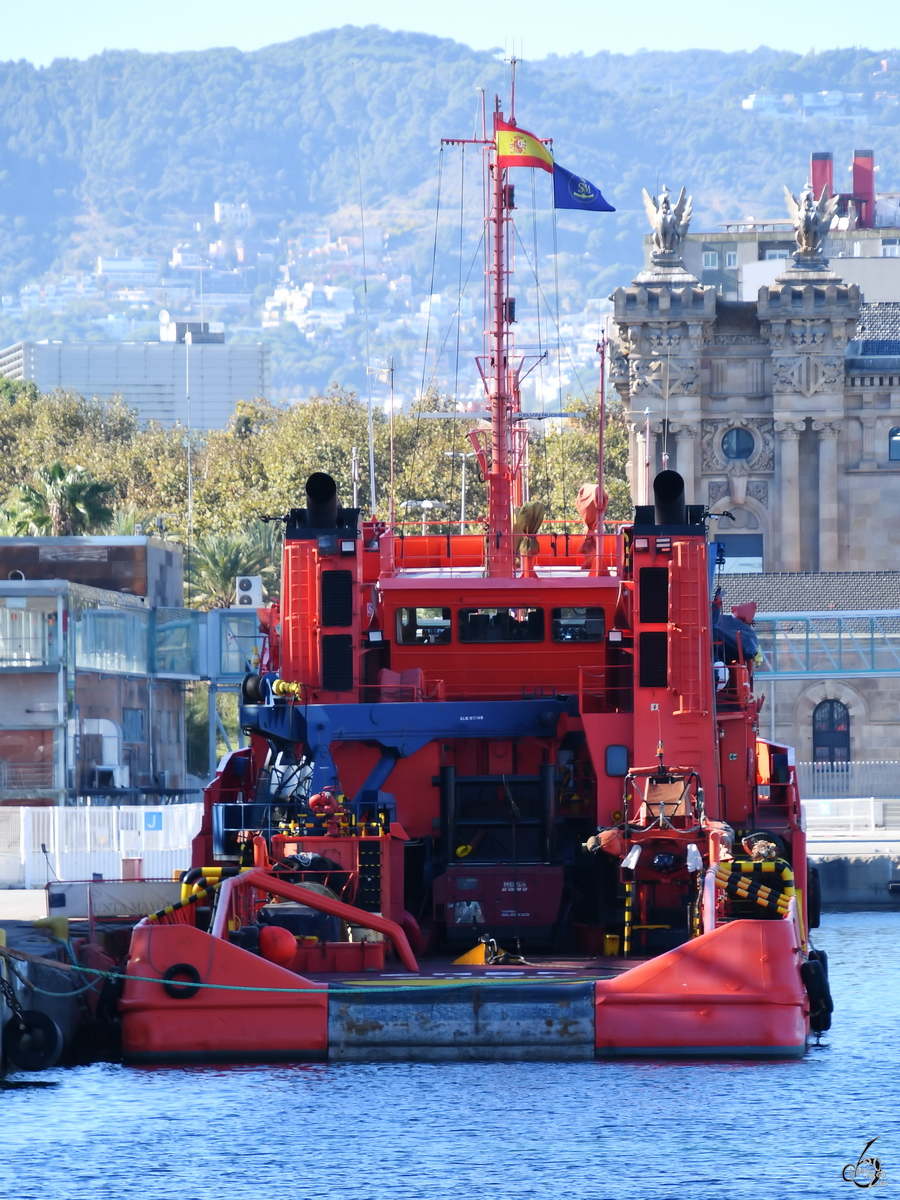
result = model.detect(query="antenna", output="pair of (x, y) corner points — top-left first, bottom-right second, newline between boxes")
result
(185, 331), (194, 604)
(351, 60), (377, 513)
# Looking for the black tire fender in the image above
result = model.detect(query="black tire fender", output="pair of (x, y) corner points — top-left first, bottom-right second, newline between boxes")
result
(161, 963), (202, 1000)
(807, 863), (822, 929)
(808, 947), (829, 979)
(800, 958), (833, 1033)
(3, 1010), (63, 1071)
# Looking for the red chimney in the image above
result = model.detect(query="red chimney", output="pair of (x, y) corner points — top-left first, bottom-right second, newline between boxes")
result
(811, 151), (834, 199)
(853, 149), (875, 228)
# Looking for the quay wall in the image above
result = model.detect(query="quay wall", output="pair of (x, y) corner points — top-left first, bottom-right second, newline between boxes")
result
(812, 850), (900, 908)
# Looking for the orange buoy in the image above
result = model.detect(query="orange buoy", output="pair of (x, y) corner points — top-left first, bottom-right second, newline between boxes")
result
(259, 924), (297, 966)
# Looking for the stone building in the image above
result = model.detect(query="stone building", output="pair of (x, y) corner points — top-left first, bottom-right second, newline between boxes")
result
(612, 223), (886, 574)
(612, 184), (900, 778)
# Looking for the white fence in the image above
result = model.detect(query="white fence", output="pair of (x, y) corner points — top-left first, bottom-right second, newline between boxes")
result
(0, 804), (203, 888)
(801, 798), (886, 836)
(796, 761), (900, 800)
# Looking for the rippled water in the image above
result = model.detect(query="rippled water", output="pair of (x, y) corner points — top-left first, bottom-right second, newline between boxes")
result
(1, 911), (897, 1200)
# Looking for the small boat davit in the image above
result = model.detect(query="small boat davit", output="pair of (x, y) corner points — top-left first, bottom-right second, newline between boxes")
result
(119, 85), (832, 1064)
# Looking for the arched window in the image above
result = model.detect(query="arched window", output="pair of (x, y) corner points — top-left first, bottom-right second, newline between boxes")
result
(813, 699), (850, 765)
(722, 428), (754, 460)
(890, 428), (900, 461)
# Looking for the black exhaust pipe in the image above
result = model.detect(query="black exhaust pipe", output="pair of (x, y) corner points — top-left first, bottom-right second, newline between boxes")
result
(653, 470), (686, 526)
(305, 472), (339, 528)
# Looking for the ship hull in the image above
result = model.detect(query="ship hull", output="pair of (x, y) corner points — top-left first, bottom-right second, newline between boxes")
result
(120, 917), (807, 1063)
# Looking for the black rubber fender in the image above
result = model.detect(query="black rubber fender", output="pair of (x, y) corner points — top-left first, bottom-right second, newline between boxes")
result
(162, 963), (202, 1000)
(3, 1010), (63, 1071)
(801, 958), (833, 1033)
(808, 947), (829, 979)
(807, 863), (822, 929)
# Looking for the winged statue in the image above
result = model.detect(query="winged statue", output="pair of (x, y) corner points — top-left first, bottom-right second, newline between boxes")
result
(642, 185), (693, 258)
(783, 183), (840, 260)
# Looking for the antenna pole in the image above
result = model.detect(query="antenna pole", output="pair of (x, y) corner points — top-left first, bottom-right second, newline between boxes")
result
(389, 356), (395, 527)
(644, 406), (652, 505)
(595, 333), (606, 575)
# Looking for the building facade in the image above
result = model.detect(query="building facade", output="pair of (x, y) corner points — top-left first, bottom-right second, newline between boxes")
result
(611, 257), (873, 573)
(0, 537), (193, 806)
(0, 324), (269, 430)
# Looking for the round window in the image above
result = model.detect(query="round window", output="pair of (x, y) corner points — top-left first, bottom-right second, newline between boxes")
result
(722, 428), (754, 460)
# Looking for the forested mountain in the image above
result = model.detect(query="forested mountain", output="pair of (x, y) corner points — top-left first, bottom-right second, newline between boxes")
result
(1, 29), (899, 396)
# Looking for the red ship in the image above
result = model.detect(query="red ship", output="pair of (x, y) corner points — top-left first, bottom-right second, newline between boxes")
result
(119, 91), (832, 1063)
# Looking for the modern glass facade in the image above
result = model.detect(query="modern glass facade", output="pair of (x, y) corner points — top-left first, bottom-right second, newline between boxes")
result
(0, 582), (260, 805)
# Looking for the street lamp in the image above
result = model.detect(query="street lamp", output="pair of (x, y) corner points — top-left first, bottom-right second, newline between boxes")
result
(400, 499), (447, 535)
(444, 450), (478, 533)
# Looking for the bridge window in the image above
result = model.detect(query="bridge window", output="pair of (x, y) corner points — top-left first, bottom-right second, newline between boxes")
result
(396, 607), (451, 645)
(458, 607), (544, 643)
(552, 607), (606, 642)
(813, 699), (850, 765)
(890, 428), (900, 461)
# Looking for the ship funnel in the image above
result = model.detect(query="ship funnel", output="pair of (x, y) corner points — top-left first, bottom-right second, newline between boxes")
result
(653, 470), (686, 526)
(305, 472), (339, 528)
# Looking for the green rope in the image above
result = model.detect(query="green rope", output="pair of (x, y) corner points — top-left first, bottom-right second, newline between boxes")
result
(61, 962), (613, 996)
(5, 958), (104, 999)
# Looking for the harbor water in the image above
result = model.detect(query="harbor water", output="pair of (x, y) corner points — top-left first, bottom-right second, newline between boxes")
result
(1, 911), (897, 1200)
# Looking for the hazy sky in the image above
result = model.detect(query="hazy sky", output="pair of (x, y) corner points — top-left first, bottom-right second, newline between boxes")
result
(4, 0), (896, 65)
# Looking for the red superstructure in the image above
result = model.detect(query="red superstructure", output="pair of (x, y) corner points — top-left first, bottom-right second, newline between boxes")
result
(120, 93), (831, 1063)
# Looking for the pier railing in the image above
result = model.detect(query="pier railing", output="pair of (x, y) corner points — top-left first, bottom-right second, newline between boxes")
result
(796, 760), (900, 800)
(801, 797), (888, 835)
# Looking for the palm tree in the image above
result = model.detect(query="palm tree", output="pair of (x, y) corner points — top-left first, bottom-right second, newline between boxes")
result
(8, 462), (114, 536)
(108, 504), (154, 535)
(185, 525), (280, 609)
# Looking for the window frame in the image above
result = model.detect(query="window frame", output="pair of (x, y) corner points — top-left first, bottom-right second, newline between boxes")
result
(458, 606), (545, 644)
(395, 606), (452, 645)
(551, 606), (606, 643)
(721, 427), (755, 461)
(812, 699), (850, 765)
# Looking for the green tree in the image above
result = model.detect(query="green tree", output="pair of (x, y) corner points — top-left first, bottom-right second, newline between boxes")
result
(185, 528), (275, 609)
(7, 461), (114, 536)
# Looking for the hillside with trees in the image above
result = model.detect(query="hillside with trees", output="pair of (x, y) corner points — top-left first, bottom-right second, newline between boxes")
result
(1, 31), (900, 400)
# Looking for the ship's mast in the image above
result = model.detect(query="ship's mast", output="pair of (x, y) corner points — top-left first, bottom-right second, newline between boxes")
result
(444, 77), (530, 578)
(486, 98), (516, 576)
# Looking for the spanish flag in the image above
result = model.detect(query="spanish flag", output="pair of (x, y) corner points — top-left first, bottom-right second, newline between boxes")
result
(495, 120), (553, 173)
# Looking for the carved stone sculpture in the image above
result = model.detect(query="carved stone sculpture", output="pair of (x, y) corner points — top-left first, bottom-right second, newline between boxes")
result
(642, 186), (693, 263)
(783, 184), (840, 267)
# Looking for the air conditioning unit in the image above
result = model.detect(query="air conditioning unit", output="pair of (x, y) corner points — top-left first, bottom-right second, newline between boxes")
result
(235, 575), (264, 607)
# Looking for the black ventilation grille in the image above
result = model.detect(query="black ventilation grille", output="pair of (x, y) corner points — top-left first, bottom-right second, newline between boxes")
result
(639, 631), (668, 688)
(639, 567), (669, 624)
(321, 570), (353, 627)
(322, 634), (354, 691)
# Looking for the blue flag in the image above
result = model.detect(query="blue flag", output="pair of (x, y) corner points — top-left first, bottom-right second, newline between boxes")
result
(553, 163), (615, 212)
